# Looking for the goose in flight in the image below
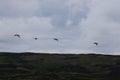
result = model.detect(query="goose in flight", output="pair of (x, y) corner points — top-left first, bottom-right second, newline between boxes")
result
(53, 38), (59, 42)
(34, 37), (38, 40)
(14, 34), (20, 38)
(94, 42), (98, 46)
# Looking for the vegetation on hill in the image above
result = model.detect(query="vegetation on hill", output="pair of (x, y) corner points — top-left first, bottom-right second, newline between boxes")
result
(0, 52), (120, 80)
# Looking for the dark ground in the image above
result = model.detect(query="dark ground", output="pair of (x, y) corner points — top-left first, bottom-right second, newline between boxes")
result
(0, 52), (120, 80)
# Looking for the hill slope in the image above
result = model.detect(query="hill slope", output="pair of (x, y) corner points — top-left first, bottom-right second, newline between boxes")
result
(0, 52), (120, 80)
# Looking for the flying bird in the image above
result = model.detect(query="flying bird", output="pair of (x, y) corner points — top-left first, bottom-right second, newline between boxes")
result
(14, 34), (20, 38)
(94, 42), (98, 46)
(53, 38), (59, 42)
(34, 37), (38, 40)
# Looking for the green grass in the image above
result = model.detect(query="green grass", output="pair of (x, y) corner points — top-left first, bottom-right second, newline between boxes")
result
(0, 52), (119, 80)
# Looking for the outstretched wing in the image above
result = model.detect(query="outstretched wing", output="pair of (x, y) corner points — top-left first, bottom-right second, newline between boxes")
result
(53, 38), (59, 42)
(14, 34), (20, 38)
(34, 38), (38, 40)
(94, 42), (98, 46)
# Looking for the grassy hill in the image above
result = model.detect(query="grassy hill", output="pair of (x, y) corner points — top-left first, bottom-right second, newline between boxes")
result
(0, 52), (120, 80)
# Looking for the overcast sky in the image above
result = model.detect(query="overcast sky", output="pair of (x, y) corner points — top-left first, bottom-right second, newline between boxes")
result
(0, 0), (120, 54)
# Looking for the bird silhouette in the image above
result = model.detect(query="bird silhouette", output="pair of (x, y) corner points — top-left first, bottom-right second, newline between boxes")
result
(94, 42), (98, 46)
(53, 38), (59, 42)
(34, 37), (38, 40)
(14, 34), (20, 38)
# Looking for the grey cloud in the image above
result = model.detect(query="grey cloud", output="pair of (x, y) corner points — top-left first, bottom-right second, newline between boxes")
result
(2, 0), (117, 54)
(0, 0), (40, 17)
(80, 0), (120, 54)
